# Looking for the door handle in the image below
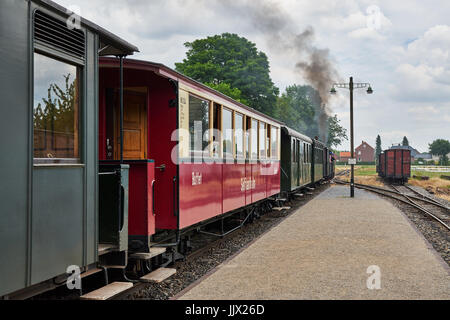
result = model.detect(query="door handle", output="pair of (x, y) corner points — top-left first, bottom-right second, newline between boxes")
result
(151, 179), (156, 216)
(156, 164), (166, 172)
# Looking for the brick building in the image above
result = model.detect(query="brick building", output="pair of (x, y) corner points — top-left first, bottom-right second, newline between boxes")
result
(338, 151), (351, 162)
(355, 141), (375, 162)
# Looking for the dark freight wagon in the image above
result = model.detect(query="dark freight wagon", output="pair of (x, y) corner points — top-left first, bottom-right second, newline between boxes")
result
(377, 149), (411, 183)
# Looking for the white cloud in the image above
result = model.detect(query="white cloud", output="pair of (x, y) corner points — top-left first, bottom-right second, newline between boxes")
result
(51, 0), (449, 152)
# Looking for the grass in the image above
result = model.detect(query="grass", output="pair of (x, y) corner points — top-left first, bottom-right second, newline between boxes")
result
(335, 164), (450, 201)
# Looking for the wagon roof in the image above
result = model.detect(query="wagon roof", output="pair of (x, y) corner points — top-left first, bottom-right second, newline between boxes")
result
(99, 57), (285, 126)
(281, 126), (313, 143)
(37, 0), (139, 56)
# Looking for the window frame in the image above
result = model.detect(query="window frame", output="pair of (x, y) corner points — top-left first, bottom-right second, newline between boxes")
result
(32, 51), (83, 165)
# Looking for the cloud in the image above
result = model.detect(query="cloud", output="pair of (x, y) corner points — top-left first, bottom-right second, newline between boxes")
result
(50, 0), (449, 152)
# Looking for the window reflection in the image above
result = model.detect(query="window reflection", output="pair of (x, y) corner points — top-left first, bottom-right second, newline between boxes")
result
(222, 108), (233, 159)
(235, 113), (244, 159)
(33, 53), (80, 163)
(189, 94), (210, 158)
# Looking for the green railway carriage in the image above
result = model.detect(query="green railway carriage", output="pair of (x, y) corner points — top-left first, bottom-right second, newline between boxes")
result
(280, 127), (313, 192)
(312, 139), (326, 183)
(0, 0), (138, 298)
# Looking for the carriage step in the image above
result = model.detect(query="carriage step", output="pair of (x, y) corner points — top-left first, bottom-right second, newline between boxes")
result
(306, 192), (314, 195)
(294, 193), (304, 197)
(140, 268), (176, 283)
(307, 187), (315, 191)
(80, 282), (133, 300)
(129, 247), (167, 260)
(272, 206), (291, 211)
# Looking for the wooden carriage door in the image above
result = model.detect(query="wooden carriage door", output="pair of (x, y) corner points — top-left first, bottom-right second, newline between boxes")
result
(114, 90), (147, 160)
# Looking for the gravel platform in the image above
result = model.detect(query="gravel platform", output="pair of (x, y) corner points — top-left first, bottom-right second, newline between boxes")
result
(178, 185), (450, 300)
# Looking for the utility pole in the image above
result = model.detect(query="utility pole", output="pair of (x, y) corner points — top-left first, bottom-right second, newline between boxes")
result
(349, 77), (354, 197)
(331, 77), (373, 198)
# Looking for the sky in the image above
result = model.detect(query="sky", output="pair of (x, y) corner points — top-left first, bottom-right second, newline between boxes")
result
(54, 0), (450, 153)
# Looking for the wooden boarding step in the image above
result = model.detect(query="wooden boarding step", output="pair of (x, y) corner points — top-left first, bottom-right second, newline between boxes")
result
(294, 193), (304, 197)
(307, 187), (315, 191)
(80, 282), (133, 300)
(140, 268), (176, 283)
(129, 247), (166, 260)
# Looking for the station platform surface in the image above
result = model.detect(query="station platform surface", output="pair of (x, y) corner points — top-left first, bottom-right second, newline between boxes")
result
(178, 185), (450, 300)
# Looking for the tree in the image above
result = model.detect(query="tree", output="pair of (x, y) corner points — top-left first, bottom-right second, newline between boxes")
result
(375, 135), (382, 162)
(204, 82), (249, 105)
(429, 139), (450, 165)
(402, 136), (409, 146)
(274, 85), (319, 137)
(327, 115), (348, 148)
(175, 33), (279, 115)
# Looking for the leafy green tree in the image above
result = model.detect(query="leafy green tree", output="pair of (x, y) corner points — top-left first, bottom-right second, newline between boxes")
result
(274, 85), (319, 137)
(375, 135), (382, 162)
(402, 136), (409, 146)
(429, 139), (450, 165)
(327, 115), (348, 148)
(204, 82), (249, 105)
(175, 33), (279, 115)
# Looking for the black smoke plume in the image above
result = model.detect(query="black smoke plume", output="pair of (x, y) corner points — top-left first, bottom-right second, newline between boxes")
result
(216, 0), (339, 142)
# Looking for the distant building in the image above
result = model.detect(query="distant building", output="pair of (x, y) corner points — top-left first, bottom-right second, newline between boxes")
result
(389, 144), (422, 161)
(355, 141), (375, 162)
(338, 151), (351, 162)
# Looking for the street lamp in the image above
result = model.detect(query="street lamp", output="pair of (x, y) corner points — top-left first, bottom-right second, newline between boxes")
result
(331, 77), (373, 198)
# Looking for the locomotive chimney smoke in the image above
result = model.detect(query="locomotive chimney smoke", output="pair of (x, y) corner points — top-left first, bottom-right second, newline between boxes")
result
(214, 0), (339, 142)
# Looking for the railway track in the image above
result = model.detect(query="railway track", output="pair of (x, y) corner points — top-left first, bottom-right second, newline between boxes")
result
(334, 178), (450, 231)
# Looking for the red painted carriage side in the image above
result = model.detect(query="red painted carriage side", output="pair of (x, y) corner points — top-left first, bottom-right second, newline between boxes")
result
(266, 161), (281, 197)
(179, 163), (222, 229)
(223, 163), (246, 213)
(252, 163), (267, 202)
(147, 80), (178, 230)
(127, 161), (155, 237)
(99, 61), (178, 231)
(245, 163), (252, 205)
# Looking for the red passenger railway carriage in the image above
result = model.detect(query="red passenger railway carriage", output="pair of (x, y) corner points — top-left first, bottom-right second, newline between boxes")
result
(99, 58), (282, 252)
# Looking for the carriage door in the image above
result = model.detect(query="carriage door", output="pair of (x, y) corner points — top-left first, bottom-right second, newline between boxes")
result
(114, 89), (148, 160)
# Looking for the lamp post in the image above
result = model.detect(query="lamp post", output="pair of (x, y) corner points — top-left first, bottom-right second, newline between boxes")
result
(331, 77), (373, 198)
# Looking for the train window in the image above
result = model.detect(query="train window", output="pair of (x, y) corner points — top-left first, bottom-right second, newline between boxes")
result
(271, 127), (278, 160)
(235, 112), (244, 159)
(212, 103), (221, 158)
(189, 95), (210, 158)
(222, 108), (233, 159)
(251, 119), (258, 159)
(259, 121), (266, 159)
(245, 117), (251, 159)
(296, 140), (300, 163)
(291, 139), (295, 162)
(33, 53), (80, 164)
(266, 125), (271, 158)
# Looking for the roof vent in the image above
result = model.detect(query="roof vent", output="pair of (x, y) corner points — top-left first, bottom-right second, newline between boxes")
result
(34, 10), (85, 59)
